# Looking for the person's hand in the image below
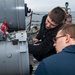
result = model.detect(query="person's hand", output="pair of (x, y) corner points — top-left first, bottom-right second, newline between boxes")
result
(33, 38), (39, 43)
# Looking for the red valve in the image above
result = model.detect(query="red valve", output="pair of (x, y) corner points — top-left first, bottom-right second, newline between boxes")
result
(1, 22), (9, 34)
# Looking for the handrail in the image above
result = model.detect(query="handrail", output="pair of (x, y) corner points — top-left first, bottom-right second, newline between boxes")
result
(26, 11), (45, 33)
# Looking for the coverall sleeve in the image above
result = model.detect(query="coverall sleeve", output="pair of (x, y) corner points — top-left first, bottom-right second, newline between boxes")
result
(28, 34), (56, 61)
